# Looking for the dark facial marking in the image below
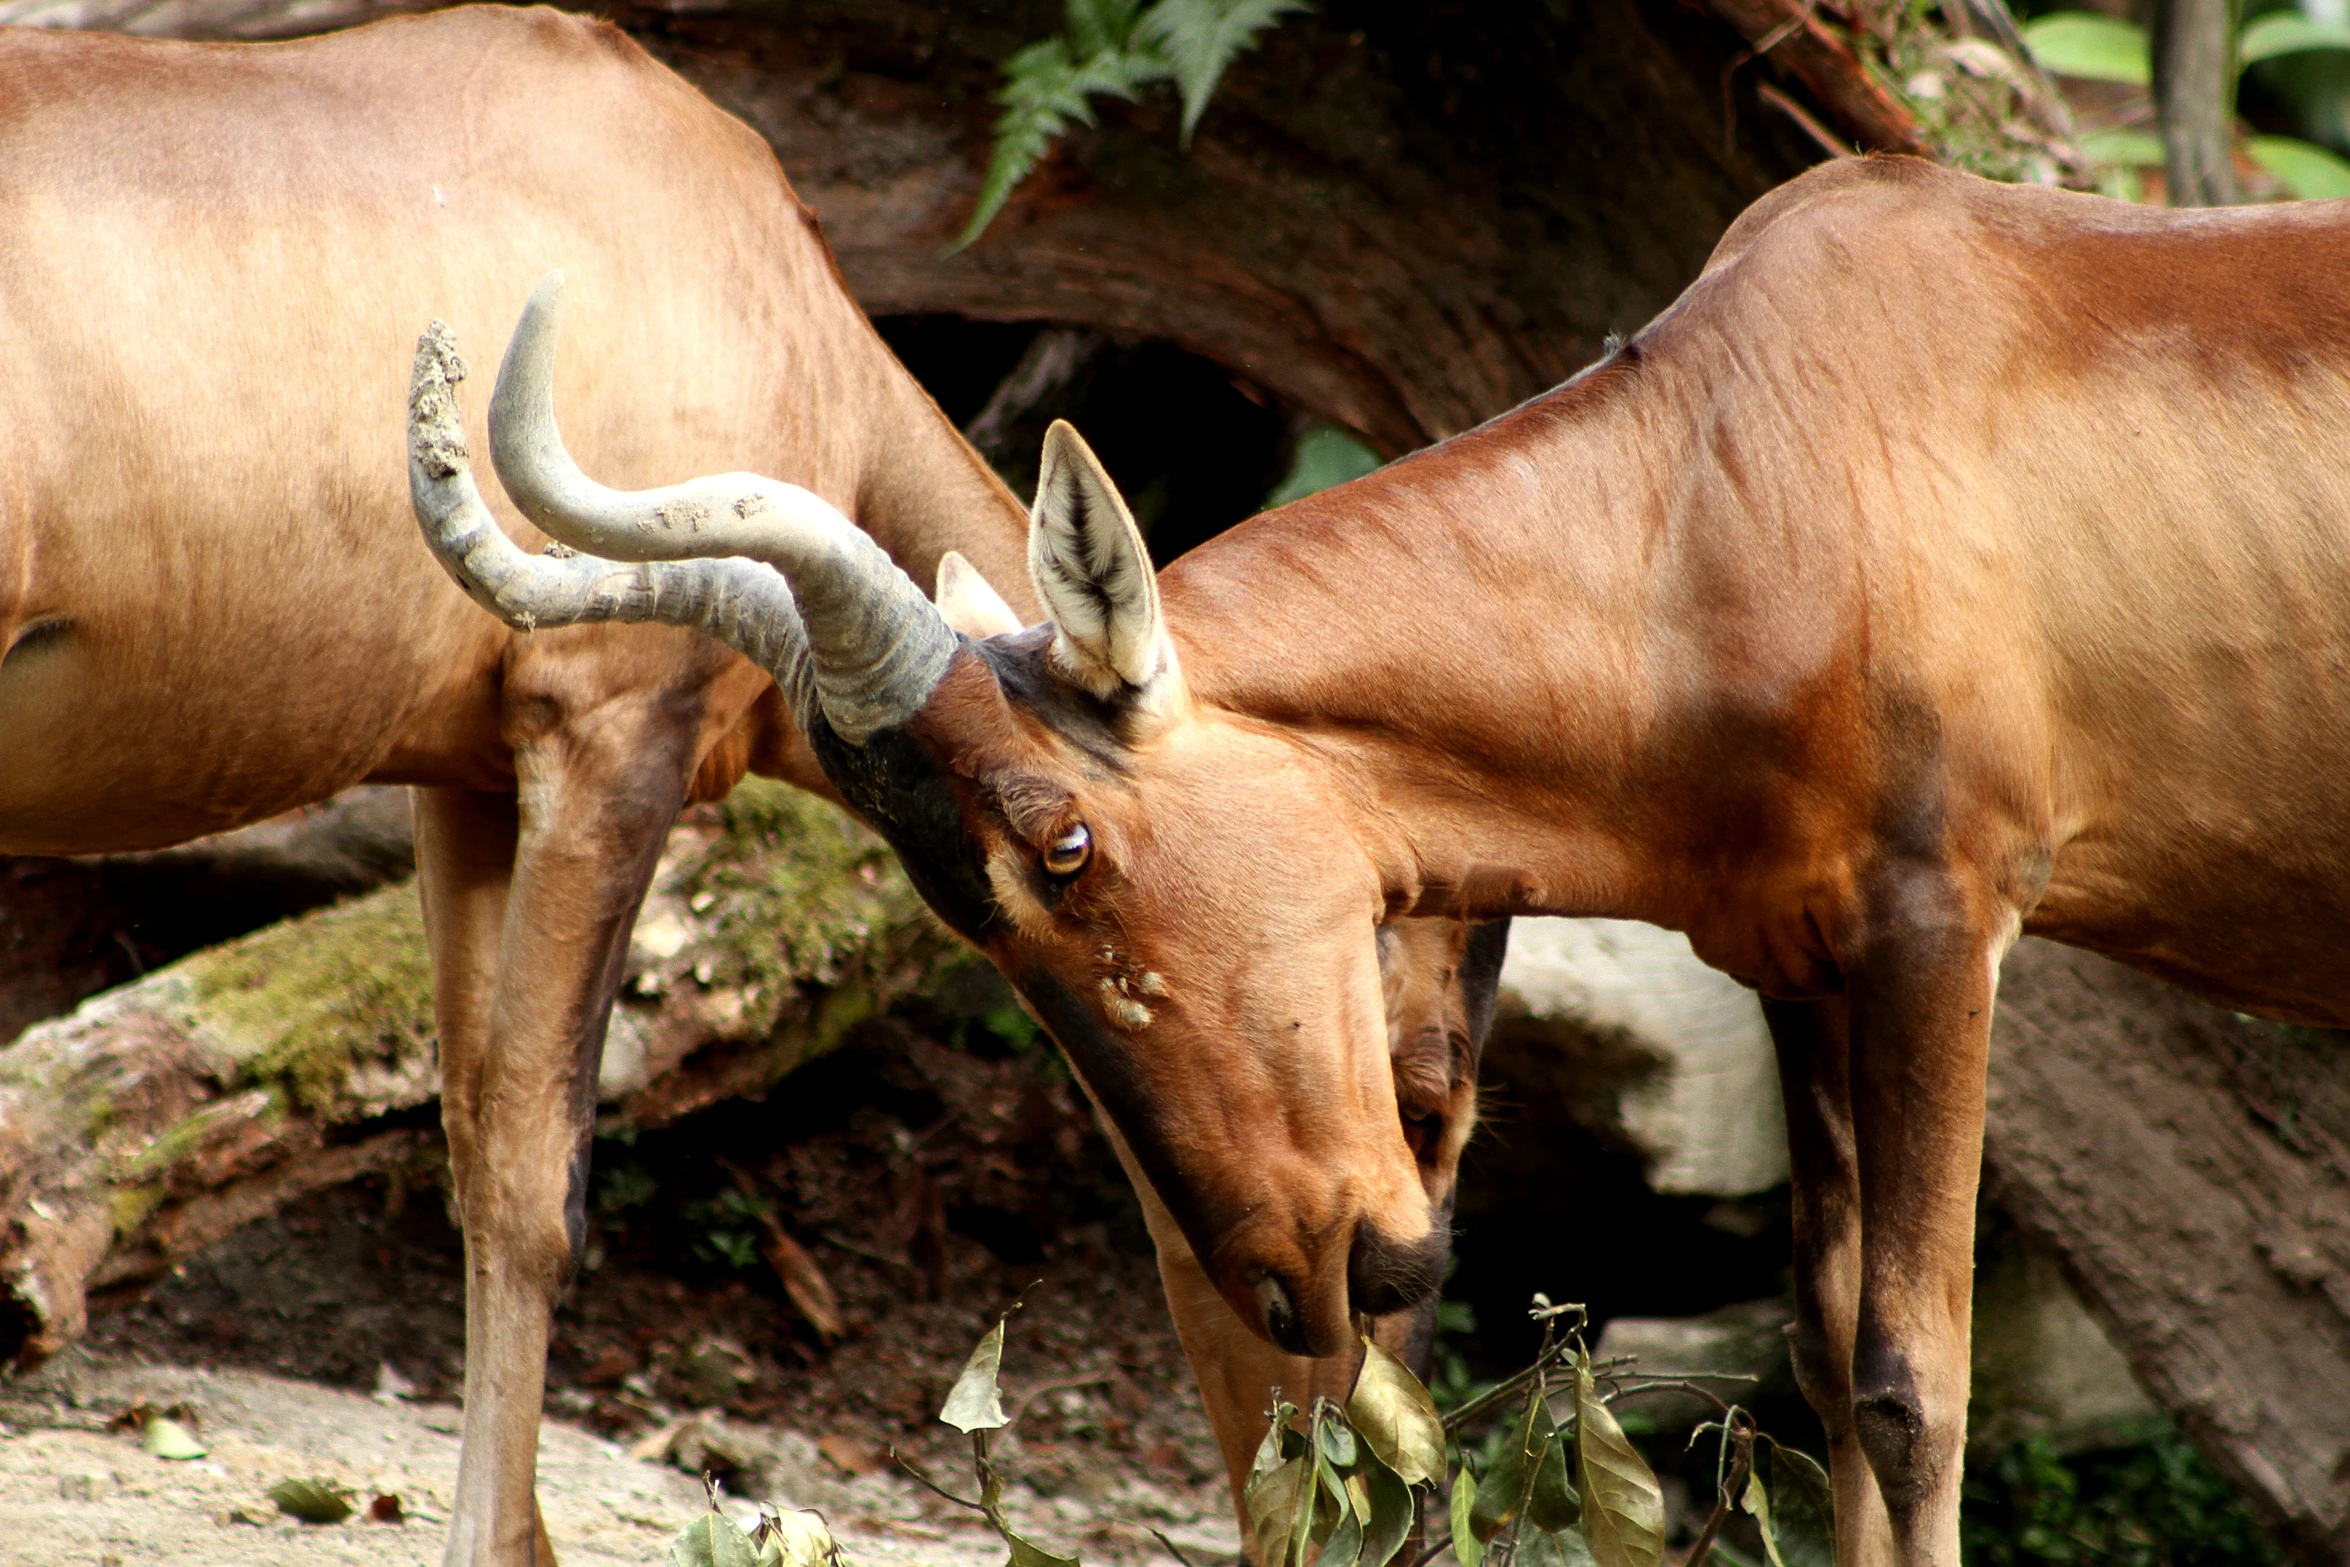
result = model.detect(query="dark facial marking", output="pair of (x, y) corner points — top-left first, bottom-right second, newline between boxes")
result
(976, 627), (1146, 758)
(808, 710), (1003, 941)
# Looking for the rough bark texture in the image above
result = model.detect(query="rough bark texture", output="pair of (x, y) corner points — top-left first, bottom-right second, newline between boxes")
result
(0, 780), (962, 1368)
(2151, 0), (2241, 205)
(1988, 939), (2350, 1563)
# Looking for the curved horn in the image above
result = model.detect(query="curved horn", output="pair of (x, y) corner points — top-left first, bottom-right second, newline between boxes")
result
(408, 320), (818, 722)
(485, 273), (953, 744)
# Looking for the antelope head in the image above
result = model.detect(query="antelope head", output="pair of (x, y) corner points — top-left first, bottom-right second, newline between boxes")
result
(407, 279), (1474, 1358)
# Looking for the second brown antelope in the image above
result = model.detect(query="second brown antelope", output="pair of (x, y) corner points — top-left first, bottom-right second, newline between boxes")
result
(412, 153), (2350, 1564)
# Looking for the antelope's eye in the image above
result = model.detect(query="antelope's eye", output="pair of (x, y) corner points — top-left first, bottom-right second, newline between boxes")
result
(1043, 823), (1092, 878)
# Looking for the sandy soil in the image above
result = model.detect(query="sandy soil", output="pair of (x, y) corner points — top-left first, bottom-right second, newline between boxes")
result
(0, 1352), (1238, 1566)
(3, 1019), (1244, 1566)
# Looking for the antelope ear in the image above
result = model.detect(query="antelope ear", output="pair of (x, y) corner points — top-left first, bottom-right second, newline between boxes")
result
(1029, 420), (1179, 706)
(935, 550), (1025, 638)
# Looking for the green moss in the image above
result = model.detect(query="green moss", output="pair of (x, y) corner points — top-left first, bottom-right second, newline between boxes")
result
(183, 883), (435, 1117)
(689, 778), (971, 1039)
(1871, 0), (2081, 185)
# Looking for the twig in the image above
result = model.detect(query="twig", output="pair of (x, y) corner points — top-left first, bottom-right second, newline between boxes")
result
(1440, 1342), (1575, 1433)
(1404, 1532), (1456, 1567)
(1442, 1351), (1632, 1433)
(1758, 83), (1856, 159)
(1603, 1377), (1753, 1418)
(888, 1447), (986, 1513)
(817, 1228), (919, 1274)
(1147, 1526), (1201, 1567)
(1009, 1374), (1115, 1429)
(1683, 1412), (1756, 1567)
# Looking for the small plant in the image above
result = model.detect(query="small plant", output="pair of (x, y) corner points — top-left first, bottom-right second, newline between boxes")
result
(954, 0), (1314, 250)
(665, 1475), (845, 1567)
(897, 1295), (1831, 1567)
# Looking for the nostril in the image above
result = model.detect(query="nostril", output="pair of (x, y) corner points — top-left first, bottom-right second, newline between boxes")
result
(1257, 1274), (1312, 1356)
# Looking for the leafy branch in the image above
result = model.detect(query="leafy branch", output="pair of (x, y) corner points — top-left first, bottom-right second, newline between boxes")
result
(952, 0), (1313, 251)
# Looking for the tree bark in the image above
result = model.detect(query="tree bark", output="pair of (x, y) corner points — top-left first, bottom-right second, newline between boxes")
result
(1987, 939), (2350, 1562)
(0, 780), (962, 1367)
(2151, 0), (2241, 205)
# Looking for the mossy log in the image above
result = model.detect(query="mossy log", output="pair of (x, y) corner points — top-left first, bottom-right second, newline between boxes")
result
(0, 779), (965, 1368)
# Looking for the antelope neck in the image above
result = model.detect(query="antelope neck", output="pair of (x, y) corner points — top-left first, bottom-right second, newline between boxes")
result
(1159, 353), (1729, 937)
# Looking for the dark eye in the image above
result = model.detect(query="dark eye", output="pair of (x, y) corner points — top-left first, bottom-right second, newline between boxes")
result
(1043, 823), (1092, 878)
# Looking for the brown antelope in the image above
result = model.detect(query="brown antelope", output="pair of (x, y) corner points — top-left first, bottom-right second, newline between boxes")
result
(0, 8), (1488, 1557)
(417, 153), (2350, 1564)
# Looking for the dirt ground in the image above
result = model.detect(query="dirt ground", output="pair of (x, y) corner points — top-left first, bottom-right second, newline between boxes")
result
(4, 1016), (1243, 1566)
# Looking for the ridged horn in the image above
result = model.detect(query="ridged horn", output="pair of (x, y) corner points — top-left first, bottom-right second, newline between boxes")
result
(484, 272), (954, 744)
(408, 320), (818, 724)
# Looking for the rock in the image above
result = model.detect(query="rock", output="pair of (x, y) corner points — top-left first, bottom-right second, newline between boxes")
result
(1497, 919), (1787, 1197)
(1969, 1209), (2162, 1456)
(1593, 1296), (1798, 1430)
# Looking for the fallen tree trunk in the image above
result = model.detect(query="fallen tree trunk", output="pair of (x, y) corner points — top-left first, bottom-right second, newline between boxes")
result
(0, 779), (962, 1367)
(0, 787), (416, 1049)
(1988, 939), (2350, 1563)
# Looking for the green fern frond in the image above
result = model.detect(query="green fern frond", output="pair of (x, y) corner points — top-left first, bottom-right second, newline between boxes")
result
(1140, 0), (1312, 144)
(951, 0), (1313, 250)
(1067, 0), (1153, 59)
(950, 26), (1172, 253)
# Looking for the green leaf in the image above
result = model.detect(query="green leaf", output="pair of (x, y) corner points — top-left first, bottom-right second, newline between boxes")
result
(1527, 1412), (1582, 1533)
(1137, 0), (1312, 142)
(2079, 128), (2166, 167)
(1350, 1449), (1417, 1567)
(2241, 13), (2350, 66)
(1267, 424), (1383, 508)
(1348, 1339), (1448, 1487)
(1068, 0), (1151, 58)
(1319, 1415), (1360, 1471)
(267, 1477), (353, 1526)
(1451, 1469), (1484, 1567)
(142, 1414), (208, 1461)
(2021, 12), (2150, 84)
(1571, 1362), (1665, 1567)
(1469, 1390), (1553, 1543)
(1752, 1441), (1835, 1567)
(1743, 1469), (1783, 1567)
(1288, 1448), (1325, 1567)
(1319, 1456), (1365, 1566)
(1006, 1528), (1083, 1567)
(1253, 1397), (1305, 1476)
(941, 1317), (1012, 1432)
(2248, 136), (2350, 199)
(953, 30), (1171, 251)
(1247, 1454), (1311, 1566)
(667, 1508), (761, 1567)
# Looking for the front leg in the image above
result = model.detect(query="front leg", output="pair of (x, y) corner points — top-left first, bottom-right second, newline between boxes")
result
(1845, 874), (2007, 1567)
(421, 721), (694, 1567)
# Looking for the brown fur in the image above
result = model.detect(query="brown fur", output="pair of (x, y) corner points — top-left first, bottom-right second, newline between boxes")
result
(850, 160), (2350, 1566)
(0, 14), (1481, 1557)
(0, 12), (1031, 1564)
